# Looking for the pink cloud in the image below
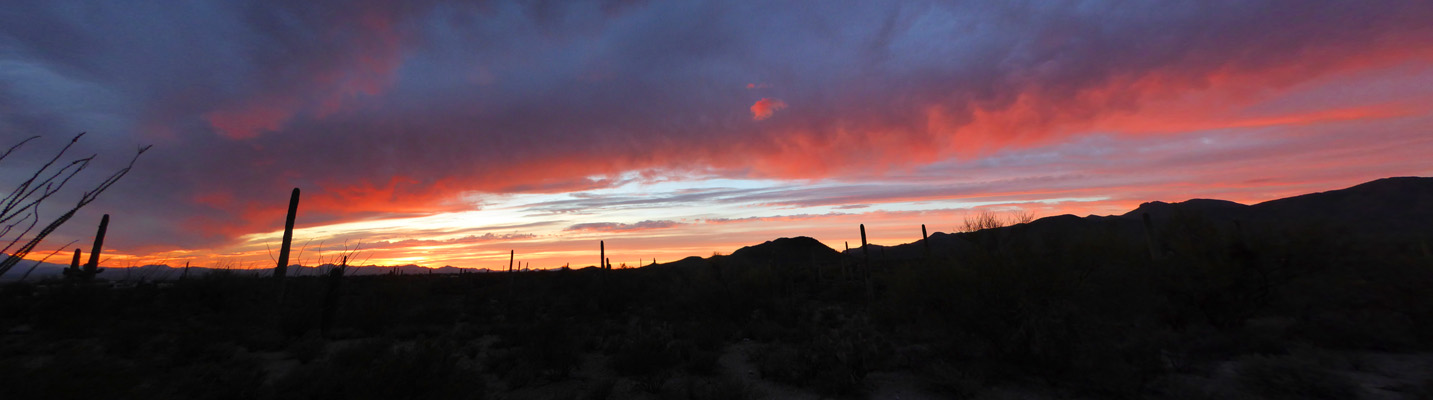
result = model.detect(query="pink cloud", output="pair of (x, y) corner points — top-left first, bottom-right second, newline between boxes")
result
(204, 101), (293, 139)
(750, 98), (787, 121)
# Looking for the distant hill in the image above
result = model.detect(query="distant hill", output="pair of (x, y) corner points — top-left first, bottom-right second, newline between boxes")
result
(0, 257), (72, 282)
(680, 176), (1433, 268)
(727, 236), (844, 266)
(1249, 177), (1433, 237)
(649, 237), (843, 271)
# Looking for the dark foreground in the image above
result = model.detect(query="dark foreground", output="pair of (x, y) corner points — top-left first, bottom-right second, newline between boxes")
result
(3, 200), (1433, 399)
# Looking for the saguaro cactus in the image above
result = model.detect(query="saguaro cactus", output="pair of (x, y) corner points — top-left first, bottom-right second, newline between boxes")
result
(83, 214), (109, 279)
(922, 224), (930, 259)
(275, 188), (300, 278)
(860, 224), (873, 299)
(859, 224), (870, 266)
(600, 240), (605, 269)
(62, 248), (83, 280)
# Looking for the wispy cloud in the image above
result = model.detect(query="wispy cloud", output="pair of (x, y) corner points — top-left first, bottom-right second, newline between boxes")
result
(565, 220), (685, 233)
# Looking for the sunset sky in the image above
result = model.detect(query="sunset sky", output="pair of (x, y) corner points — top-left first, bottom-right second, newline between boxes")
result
(3, 1), (1432, 270)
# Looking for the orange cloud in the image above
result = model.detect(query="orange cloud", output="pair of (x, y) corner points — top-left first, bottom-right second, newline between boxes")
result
(751, 98), (787, 121)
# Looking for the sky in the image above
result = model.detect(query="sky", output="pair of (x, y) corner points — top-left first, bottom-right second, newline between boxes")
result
(2, 1), (1432, 270)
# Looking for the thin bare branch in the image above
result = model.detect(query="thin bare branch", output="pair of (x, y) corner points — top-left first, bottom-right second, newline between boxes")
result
(16, 240), (78, 282)
(0, 208), (40, 258)
(0, 140), (151, 275)
(0, 157), (92, 227)
(0, 135), (40, 164)
(2, 132), (87, 218)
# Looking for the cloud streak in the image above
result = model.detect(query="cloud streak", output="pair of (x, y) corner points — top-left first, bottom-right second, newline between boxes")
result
(565, 220), (684, 233)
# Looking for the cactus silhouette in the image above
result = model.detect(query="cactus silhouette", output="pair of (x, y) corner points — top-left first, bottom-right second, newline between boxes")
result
(275, 188), (300, 279)
(922, 224), (930, 259)
(600, 240), (606, 269)
(860, 224), (872, 300)
(81, 214), (108, 280)
(860, 224), (870, 265)
(62, 248), (83, 280)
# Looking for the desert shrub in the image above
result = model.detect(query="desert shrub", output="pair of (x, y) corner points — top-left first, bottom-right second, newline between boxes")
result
(742, 315), (801, 342)
(0, 345), (144, 399)
(167, 331), (244, 366)
(610, 323), (680, 376)
(581, 378), (617, 400)
(1144, 375), (1224, 400)
(1291, 308), (1418, 351)
(271, 338), (485, 400)
(752, 345), (808, 383)
(750, 321), (887, 396)
(876, 262), (976, 332)
(658, 376), (759, 400)
(684, 347), (721, 375)
(286, 332), (327, 364)
(676, 320), (735, 352)
(1235, 354), (1360, 400)
(632, 372), (670, 394)
(490, 318), (583, 382)
(159, 357), (268, 400)
(919, 361), (984, 398)
(1413, 376), (1433, 399)
(481, 348), (534, 388)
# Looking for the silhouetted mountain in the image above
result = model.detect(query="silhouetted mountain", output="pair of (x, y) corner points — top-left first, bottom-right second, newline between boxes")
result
(703, 176), (1433, 267)
(1124, 198), (1251, 221)
(1249, 176), (1433, 238)
(649, 237), (843, 271)
(727, 237), (843, 265)
(651, 256), (708, 270)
